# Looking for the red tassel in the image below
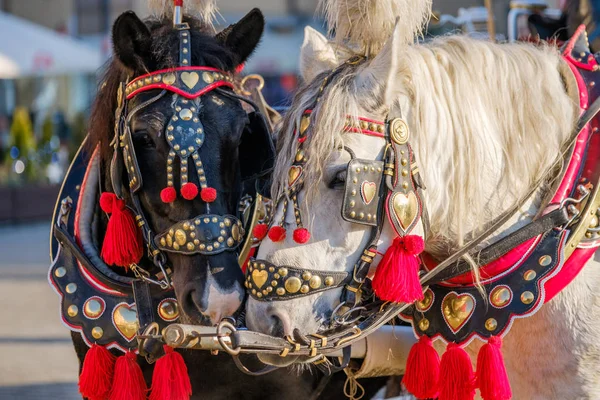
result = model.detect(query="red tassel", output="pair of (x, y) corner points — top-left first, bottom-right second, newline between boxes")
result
(150, 346), (192, 400)
(476, 337), (512, 400)
(180, 183), (198, 200)
(79, 344), (116, 400)
(252, 223), (268, 240)
(200, 187), (217, 203)
(160, 187), (177, 203)
(403, 336), (440, 399)
(268, 226), (287, 242)
(372, 235), (424, 303)
(438, 343), (475, 400)
(292, 228), (310, 244)
(109, 352), (147, 400)
(100, 193), (143, 268)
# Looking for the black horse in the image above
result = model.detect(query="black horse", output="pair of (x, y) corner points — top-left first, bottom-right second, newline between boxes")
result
(69, 9), (386, 400)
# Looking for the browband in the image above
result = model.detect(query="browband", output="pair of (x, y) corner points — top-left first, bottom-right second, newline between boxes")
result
(125, 66), (234, 100)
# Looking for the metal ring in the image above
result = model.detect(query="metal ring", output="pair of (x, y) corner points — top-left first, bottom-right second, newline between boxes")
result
(216, 320), (241, 356)
(240, 74), (265, 96)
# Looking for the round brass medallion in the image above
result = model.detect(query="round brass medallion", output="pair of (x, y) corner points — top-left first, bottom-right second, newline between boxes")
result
(485, 318), (498, 331)
(91, 327), (104, 339)
(179, 109), (193, 121)
(309, 276), (322, 289)
(66, 283), (77, 294)
(175, 229), (187, 246)
(418, 318), (430, 331)
(523, 269), (537, 281)
(84, 299), (104, 319)
(285, 277), (302, 294)
(390, 118), (410, 145)
(490, 286), (512, 308)
(416, 289), (433, 311)
(539, 255), (552, 266)
(521, 291), (535, 305)
(55, 267), (66, 278)
(67, 305), (78, 317)
(159, 300), (180, 321)
(202, 71), (214, 84)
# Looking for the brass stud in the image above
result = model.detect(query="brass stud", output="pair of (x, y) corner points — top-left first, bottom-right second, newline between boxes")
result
(302, 272), (312, 281)
(539, 255), (552, 266)
(349, 201), (355, 208)
(285, 277), (302, 293)
(521, 291), (535, 305)
(485, 318), (498, 331)
(402, 182), (409, 189)
(490, 286), (512, 308)
(175, 230), (187, 246)
(159, 300), (179, 321)
(278, 268), (288, 277)
(91, 327), (104, 339)
(180, 109), (193, 121)
(207, 245), (213, 251)
(277, 288), (285, 296)
(350, 211), (356, 218)
(55, 267), (66, 278)
(203, 72), (214, 84)
(67, 305), (78, 317)
(300, 285), (310, 294)
(324, 276), (334, 286)
(173, 243), (180, 250)
(358, 212), (364, 219)
(83, 299), (104, 319)
(227, 238), (234, 247)
(66, 283), (77, 294)
(523, 270), (536, 281)
(351, 190), (357, 196)
(187, 243), (195, 251)
(418, 318), (430, 331)
(309, 276), (322, 289)
(271, 280), (278, 287)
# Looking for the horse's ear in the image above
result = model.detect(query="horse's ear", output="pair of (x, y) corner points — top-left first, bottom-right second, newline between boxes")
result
(300, 26), (340, 82)
(216, 8), (265, 66)
(112, 11), (153, 73)
(355, 21), (403, 106)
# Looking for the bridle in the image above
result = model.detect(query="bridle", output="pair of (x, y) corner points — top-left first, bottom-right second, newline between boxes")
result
(110, 21), (274, 291)
(218, 55), (600, 373)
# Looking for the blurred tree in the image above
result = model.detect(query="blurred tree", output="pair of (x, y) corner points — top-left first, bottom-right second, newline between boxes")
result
(9, 107), (37, 180)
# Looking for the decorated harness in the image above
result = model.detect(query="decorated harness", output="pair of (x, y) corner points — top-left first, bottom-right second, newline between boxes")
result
(226, 27), (600, 396)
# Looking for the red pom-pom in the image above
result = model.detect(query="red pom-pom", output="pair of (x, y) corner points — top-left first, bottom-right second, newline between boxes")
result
(235, 63), (245, 74)
(403, 336), (440, 399)
(181, 182), (198, 200)
(109, 352), (148, 400)
(438, 343), (475, 400)
(372, 235), (424, 303)
(268, 226), (287, 242)
(79, 344), (116, 400)
(293, 228), (311, 244)
(100, 194), (143, 268)
(403, 235), (425, 255)
(252, 224), (269, 240)
(160, 187), (177, 203)
(476, 337), (512, 400)
(200, 187), (217, 203)
(150, 346), (192, 400)
(100, 192), (116, 213)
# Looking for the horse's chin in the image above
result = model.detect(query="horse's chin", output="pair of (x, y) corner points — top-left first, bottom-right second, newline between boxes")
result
(257, 353), (300, 367)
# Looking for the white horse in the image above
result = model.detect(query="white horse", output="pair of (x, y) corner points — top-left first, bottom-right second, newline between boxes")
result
(245, 20), (600, 399)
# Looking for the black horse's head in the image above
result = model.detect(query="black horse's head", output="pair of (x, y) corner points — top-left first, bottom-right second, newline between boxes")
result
(89, 9), (265, 325)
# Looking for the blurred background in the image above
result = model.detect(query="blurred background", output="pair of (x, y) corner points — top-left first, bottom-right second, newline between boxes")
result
(0, 0), (563, 398)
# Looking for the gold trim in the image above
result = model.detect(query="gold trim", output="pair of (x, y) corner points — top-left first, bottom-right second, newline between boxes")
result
(565, 181), (600, 258)
(238, 194), (264, 267)
(336, 327), (362, 348)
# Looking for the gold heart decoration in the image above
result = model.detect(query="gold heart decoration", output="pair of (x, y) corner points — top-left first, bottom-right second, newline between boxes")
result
(442, 292), (475, 333)
(252, 270), (268, 289)
(181, 72), (199, 89)
(392, 192), (419, 231)
(112, 303), (140, 341)
(361, 181), (377, 205)
(288, 166), (303, 186)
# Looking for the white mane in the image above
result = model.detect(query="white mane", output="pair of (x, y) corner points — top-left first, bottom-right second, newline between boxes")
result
(273, 35), (578, 257)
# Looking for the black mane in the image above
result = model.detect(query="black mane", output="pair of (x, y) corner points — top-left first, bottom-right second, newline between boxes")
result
(87, 15), (236, 161)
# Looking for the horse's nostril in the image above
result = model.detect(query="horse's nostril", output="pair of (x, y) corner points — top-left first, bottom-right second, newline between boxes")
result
(181, 288), (208, 319)
(267, 309), (291, 338)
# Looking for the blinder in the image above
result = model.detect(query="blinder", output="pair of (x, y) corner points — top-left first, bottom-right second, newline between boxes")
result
(342, 158), (385, 226)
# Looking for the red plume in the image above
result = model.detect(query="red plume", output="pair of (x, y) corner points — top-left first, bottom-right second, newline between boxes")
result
(79, 344), (116, 400)
(109, 352), (147, 400)
(150, 346), (192, 400)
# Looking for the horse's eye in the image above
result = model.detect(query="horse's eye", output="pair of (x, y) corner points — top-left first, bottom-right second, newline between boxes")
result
(132, 131), (155, 149)
(328, 170), (346, 190)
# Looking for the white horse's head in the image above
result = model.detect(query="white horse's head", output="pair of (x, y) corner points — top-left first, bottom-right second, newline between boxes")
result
(246, 24), (577, 366)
